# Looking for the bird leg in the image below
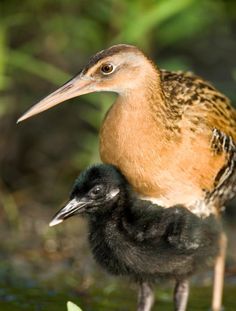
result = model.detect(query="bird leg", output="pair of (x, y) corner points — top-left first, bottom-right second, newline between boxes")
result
(212, 231), (227, 311)
(137, 282), (154, 311)
(174, 279), (189, 311)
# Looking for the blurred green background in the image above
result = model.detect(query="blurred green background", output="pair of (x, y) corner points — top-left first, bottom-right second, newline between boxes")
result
(0, 0), (236, 310)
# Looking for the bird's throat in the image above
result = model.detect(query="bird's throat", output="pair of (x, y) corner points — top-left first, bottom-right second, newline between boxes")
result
(99, 76), (181, 201)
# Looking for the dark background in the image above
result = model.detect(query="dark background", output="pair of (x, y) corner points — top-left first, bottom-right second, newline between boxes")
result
(0, 0), (236, 310)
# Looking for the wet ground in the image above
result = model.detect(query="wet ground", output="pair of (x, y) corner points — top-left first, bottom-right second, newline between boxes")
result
(1, 276), (236, 311)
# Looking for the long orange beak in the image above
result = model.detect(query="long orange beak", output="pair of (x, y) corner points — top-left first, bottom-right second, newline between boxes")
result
(17, 75), (95, 123)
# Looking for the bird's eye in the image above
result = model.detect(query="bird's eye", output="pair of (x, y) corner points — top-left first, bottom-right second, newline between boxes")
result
(100, 63), (114, 75)
(89, 185), (105, 198)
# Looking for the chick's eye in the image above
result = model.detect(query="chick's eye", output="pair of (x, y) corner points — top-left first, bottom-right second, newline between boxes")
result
(101, 63), (114, 75)
(89, 185), (104, 197)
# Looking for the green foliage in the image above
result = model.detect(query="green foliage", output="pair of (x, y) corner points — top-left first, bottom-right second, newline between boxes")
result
(114, 0), (196, 44)
(67, 301), (83, 311)
(8, 50), (70, 85)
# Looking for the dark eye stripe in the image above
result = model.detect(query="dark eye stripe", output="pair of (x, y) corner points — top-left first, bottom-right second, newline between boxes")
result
(82, 45), (135, 74)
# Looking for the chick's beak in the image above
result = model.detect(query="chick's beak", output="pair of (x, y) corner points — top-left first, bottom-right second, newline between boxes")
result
(17, 75), (95, 123)
(49, 198), (89, 227)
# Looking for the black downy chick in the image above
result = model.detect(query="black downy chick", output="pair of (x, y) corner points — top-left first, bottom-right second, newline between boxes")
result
(49, 164), (221, 311)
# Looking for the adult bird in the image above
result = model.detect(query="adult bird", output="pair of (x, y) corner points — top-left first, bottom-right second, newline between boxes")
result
(18, 44), (236, 310)
(49, 164), (221, 311)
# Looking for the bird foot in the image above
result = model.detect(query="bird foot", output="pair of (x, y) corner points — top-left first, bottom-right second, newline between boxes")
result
(174, 280), (189, 311)
(137, 282), (154, 311)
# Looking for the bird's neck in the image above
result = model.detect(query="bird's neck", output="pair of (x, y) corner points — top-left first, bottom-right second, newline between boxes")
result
(88, 192), (133, 226)
(118, 64), (180, 130)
